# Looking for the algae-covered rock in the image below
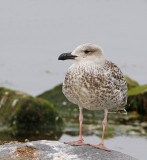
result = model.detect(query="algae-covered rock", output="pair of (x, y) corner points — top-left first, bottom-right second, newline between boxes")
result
(126, 85), (147, 114)
(124, 76), (139, 90)
(37, 84), (103, 123)
(128, 85), (147, 96)
(38, 84), (79, 119)
(0, 87), (64, 139)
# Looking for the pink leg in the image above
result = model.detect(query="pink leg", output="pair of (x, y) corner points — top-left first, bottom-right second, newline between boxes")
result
(64, 108), (87, 146)
(89, 109), (110, 151)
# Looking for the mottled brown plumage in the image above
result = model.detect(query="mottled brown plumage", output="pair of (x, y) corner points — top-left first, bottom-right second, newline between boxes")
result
(63, 46), (127, 112)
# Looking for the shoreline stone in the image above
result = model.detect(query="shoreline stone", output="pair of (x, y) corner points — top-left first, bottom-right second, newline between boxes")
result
(0, 87), (64, 139)
(0, 140), (137, 160)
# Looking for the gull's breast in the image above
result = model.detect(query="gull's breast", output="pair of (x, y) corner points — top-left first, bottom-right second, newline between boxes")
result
(62, 61), (127, 111)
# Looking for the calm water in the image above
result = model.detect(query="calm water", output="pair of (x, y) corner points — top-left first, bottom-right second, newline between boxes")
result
(0, 0), (147, 159)
(59, 115), (147, 160)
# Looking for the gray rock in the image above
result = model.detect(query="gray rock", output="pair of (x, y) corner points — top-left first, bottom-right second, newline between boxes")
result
(0, 140), (137, 160)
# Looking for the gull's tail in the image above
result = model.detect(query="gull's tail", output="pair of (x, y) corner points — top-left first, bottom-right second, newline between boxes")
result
(108, 108), (127, 115)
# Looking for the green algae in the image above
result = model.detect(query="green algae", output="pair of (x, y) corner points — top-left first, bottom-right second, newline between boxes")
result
(126, 85), (147, 114)
(124, 76), (139, 90)
(0, 87), (64, 139)
(128, 85), (147, 96)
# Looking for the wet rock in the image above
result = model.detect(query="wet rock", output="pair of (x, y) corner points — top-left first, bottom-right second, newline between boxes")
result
(141, 122), (147, 129)
(37, 84), (103, 121)
(127, 85), (147, 114)
(0, 87), (64, 138)
(0, 140), (137, 160)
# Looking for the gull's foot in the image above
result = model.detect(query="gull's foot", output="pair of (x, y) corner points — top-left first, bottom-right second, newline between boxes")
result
(88, 143), (110, 152)
(64, 139), (87, 146)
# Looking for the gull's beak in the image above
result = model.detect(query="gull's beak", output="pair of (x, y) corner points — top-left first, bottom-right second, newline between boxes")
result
(58, 52), (77, 60)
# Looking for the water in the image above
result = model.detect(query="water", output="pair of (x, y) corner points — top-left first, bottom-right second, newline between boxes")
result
(58, 115), (147, 160)
(60, 134), (147, 160)
(0, 0), (147, 96)
(0, 117), (147, 159)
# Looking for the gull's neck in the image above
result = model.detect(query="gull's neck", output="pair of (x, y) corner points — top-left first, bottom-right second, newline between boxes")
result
(76, 55), (106, 67)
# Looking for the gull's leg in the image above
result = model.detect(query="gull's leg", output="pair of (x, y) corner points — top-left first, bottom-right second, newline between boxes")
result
(64, 108), (87, 146)
(88, 109), (110, 151)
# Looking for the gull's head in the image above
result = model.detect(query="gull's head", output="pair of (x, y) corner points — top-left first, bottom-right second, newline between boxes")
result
(58, 43), (105, 64)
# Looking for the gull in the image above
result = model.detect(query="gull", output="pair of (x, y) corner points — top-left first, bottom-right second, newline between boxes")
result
(58, 43), (127, 151)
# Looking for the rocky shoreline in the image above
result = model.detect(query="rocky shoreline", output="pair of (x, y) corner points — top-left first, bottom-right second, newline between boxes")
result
(0, 76), (146, 143)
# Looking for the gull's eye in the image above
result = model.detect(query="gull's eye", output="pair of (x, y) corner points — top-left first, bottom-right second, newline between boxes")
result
(84, 50), (90, 54)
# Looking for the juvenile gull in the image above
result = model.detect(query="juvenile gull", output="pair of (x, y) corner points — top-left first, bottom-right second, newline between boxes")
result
(58, 43), (127, 151)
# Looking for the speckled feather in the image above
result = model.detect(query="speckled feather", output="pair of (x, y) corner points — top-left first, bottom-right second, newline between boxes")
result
(63, 60), (127, 112)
